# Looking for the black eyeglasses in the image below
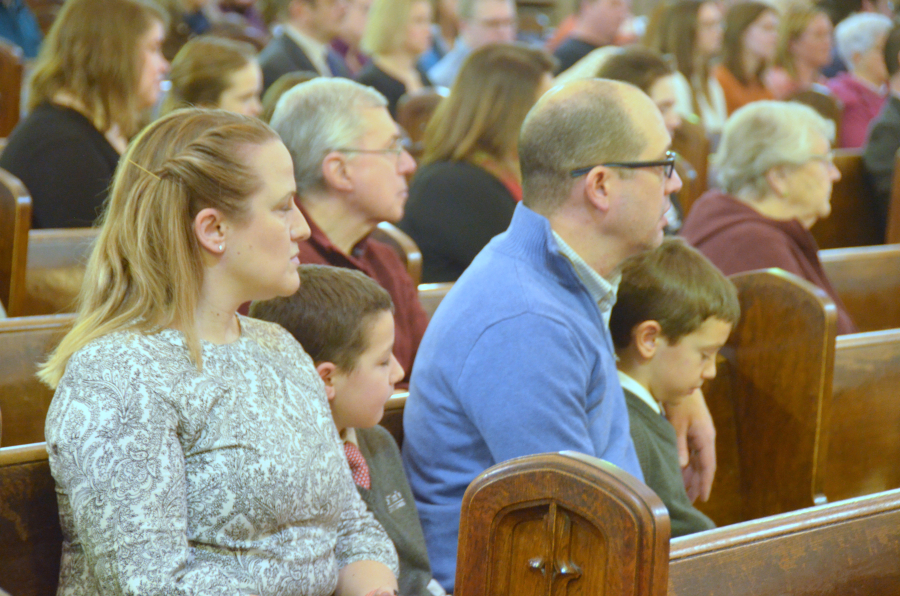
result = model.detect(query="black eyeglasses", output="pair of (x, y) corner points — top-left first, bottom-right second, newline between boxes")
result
(570, 151), (678, 179)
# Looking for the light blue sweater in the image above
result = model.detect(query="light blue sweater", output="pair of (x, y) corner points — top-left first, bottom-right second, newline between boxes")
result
(402, 203), (643, 591)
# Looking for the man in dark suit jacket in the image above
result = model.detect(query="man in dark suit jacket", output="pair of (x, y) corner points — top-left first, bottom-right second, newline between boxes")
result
(258, 0), (351, 90)
(553, 0), (629, 75)
(863, 23), (900, 232)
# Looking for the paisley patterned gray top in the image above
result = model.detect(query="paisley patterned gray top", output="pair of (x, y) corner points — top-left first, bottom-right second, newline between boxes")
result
(45, 316), (398, 596)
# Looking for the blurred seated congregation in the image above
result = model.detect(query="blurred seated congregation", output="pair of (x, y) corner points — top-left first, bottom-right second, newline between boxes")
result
(2, 0), (900, 594)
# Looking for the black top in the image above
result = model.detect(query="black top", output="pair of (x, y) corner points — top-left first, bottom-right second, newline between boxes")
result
(0, 103), (120, 229)
(623, 389), (716, 537)
(399, 160), (516, 283)
(553, 37), (601, 75)
(355, 62), (431, 119)
(863, 94), (900, 233)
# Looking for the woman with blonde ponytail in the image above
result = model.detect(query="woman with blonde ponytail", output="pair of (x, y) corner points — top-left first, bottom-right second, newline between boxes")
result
(40, 108), (400, 596)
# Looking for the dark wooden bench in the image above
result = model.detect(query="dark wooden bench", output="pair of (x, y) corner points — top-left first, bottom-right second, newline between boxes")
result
(454, 451), (900, 596)
(694, 270), (836, 526)
(20, 228), (97, 316)
(820, 244), (900, 332)
(0, 314), (73, 447)
(0, 442), (62, 596)
(697, 267), (900, 527)
(0, 167), (31, 316)
(810, 148), (883, 249)
(417, 281), (452, 320)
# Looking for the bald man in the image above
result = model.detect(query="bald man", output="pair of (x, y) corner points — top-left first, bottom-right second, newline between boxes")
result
(402, 78), (717, 591)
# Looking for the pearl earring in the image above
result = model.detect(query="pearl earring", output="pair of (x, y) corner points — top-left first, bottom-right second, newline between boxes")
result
(218, 244), (224, 252)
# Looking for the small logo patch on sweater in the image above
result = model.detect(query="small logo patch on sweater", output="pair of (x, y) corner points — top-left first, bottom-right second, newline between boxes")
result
(385, 491), (406, 513)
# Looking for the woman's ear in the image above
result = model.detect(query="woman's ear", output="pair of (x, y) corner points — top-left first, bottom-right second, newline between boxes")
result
(765, 166), (789, 198)
(194, 207), (227, 255)
(633, 320), (663, 360)
(316, 361), (338, 401)
(321, 151), (354, 193)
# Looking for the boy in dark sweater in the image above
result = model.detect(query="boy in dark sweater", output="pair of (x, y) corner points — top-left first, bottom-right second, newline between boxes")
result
(251, 265), (445, 596)
(609, 238), (740, 537)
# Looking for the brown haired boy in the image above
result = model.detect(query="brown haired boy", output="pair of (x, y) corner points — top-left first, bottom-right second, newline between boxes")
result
(250, 265), (445, 596)
(609, 238), (740, 537)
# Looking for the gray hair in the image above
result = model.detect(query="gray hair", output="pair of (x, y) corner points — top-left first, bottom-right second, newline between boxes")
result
(834, 12), (893, 70)
(519, 79), (646, 215)
(715, 101), (836, 199)
(269, 78), (387, 195)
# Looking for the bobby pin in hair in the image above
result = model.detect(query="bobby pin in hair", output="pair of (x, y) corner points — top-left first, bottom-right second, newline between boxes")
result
(128, 159), (161, 181)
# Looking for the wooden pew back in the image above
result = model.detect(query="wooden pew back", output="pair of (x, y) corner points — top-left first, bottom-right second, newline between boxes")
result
(455, 452), (670, 596)
(0, 167), (31, 315)
(0, 315), (73, 447)
(820, 244), (900, 331)
(810, 148), (882, 249)
(825, 329), (900, 501)
(696, 270), (836, 524)
(0, 40), (23, 137)
(370, 221), (422, 286)
(20, 228), (97, 316)
(0, 442), (62, 596)
(417, 281), (452, 320)
(669, 488), (900, 595)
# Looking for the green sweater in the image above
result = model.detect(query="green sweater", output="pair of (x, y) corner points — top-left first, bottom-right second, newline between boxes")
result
(623, 390), (716, 537)
(356, 426), (438, 596)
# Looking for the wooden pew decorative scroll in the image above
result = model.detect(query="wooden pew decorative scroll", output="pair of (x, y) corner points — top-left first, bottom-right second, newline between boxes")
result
(455, 452), (670, 596)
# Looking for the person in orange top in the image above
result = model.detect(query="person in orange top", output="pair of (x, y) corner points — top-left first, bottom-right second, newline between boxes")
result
(714, 1), (778, 114)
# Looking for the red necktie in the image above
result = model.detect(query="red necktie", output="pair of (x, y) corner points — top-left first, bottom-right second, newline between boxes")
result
(343, 442), (371, 490)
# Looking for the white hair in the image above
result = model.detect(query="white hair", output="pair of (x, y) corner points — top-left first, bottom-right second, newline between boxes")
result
(834, 12), (893, 70)
(270, 78), (387, 195)
(715, 101), (835, 199)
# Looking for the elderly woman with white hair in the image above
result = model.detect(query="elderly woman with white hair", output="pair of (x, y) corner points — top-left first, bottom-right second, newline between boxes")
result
(680, 101), (857, 334)
(826, 12), (894, 148)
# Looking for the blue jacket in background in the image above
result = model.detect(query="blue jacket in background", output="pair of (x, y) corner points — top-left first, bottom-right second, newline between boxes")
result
(0, 0), (42, 59)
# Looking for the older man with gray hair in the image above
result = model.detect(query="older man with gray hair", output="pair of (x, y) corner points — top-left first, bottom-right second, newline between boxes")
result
(401, 78), (718, 592)
(269, 78), (428, 384)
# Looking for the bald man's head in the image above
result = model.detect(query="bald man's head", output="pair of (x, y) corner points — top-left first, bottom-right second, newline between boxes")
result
(519, 79), (656, 215)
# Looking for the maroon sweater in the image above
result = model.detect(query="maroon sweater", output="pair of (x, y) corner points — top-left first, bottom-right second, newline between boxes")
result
(298, 208), (429, 385)
(681, 190), (857, 335)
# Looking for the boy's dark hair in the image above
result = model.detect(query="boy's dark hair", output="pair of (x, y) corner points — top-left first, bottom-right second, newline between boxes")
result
(609, 238), (740, 350)
(249, 265), (394, 370)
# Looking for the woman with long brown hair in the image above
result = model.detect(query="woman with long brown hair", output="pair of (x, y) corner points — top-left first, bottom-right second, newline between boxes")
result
(40, 108), (400, 595)
(399, 43), (555, 282)
(0, 0), (169, 228)
(714, 1), (779, 114)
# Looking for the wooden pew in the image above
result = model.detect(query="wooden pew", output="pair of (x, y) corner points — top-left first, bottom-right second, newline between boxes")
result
(417, 281), (452, 320)
(455, 450), (900, 596)
(668, 487), (900, 595)
(824, 328), (900, 502)
(0, 167), (31, 316)
(809, 148), (883, 249)
(0, 40), (23, 138)
(0, 442), (62, 596)
(20, 228), (97, 317)
(371, 221), (422, 286)
(694, 270), (836, 526)
(455, 451), (670, 596)
(698, 268), (900, 526)
(820, 243), (900, 331)
(671, 118), (709, 217)
(0, 314), (73, 447)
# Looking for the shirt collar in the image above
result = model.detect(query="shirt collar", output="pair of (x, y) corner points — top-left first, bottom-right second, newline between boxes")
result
(552, 231), (620, 322)
(617, 371), (662, 415)
(283, 24), (330, 76)
(341, 427), (359, 446)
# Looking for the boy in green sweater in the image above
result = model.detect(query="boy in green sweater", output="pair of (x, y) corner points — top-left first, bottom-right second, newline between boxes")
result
(609, 238), (740, 537)
(251, 265), (445, 596)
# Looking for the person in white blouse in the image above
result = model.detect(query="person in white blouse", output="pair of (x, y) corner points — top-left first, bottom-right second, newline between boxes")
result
(39, 108), (399, 596)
